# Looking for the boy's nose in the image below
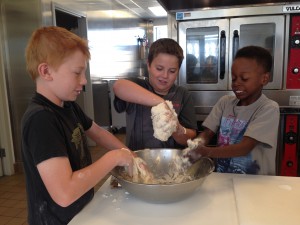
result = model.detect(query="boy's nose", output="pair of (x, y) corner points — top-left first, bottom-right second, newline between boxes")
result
(231, 81), (239, 89)
(162, 70), (168, 78)
(80, 75), (87, 85)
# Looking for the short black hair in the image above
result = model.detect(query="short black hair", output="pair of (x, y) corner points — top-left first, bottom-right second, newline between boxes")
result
(148, 38), (184, 68)
(234, 46), (272, 73)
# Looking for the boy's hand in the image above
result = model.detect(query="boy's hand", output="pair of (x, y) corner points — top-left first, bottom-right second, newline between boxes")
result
(132, 157), (155, 184)
(182, 138), (205, 163)
(118, 148), (134, 176)
(184, 147), (203, 163)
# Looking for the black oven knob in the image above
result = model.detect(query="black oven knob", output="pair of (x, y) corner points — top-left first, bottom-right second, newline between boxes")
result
(286, 161), (293, 167)
(293, 68), (299, 74)
(285, 131), (297, 144)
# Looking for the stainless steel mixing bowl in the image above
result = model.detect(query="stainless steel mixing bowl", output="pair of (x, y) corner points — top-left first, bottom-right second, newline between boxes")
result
(111, 148), (215, 204)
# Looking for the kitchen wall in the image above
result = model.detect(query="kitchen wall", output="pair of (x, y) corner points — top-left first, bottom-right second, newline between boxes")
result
(0, 0), (41, 175)
(0, 3), (14, 176)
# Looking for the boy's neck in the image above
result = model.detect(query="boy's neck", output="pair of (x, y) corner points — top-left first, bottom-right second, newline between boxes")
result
(237, 92), (262, 106)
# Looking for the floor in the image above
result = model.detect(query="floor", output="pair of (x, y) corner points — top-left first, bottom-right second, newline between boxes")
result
(0, 133), (125, 225)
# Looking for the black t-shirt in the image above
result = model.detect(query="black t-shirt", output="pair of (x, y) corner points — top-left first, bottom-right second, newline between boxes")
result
(21, 93), (94, 225)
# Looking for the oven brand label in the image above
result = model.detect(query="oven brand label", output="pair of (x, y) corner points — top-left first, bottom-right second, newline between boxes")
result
(289, 96), (300, 106)
(283, 5), (300, 13)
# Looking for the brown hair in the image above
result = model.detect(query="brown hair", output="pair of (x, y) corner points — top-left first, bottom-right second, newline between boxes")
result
(148, 38), (184, 68)
(25, 26), (90, 80)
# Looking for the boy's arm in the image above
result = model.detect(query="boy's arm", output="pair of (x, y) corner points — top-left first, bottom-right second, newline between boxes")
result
(185, 126), (257, 162)
(36, 122), (135, 208)
(198, 127), (215, 146)
(37, 148), (133, 208)
(113, 79), (164, 106)
(195, 136), (258, 158)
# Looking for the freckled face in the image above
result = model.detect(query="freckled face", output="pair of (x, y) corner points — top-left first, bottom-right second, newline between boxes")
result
(47, 50), (88, 106)
(231, 57), (269, 106)
(148, 53), (180, 96)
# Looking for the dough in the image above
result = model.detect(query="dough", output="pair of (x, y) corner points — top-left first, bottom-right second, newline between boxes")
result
(151, 101), (178, 141)
(182, 138), (205, 156)
(132, 157), (155, 184)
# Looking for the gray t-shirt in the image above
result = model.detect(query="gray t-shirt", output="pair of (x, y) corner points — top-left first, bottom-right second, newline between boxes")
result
(203, 94), (279, 175)
(114, 77), (198, 150)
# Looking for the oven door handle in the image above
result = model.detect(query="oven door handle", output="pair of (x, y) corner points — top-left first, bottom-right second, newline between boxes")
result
(232, 30), (239, 59)
(220, 30), (226, 80)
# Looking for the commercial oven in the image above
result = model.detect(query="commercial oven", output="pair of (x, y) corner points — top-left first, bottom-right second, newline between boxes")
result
(178, 14), (284, 91)
(176, 4), (300, 105)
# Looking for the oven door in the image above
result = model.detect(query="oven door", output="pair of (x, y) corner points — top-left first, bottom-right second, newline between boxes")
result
(229, 15), (285, 90)
(178, 19), (229, 90)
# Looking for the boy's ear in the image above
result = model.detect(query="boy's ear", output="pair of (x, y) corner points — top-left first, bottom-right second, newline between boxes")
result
(262, 72), (270, 85)
(38, 63), (53, 80)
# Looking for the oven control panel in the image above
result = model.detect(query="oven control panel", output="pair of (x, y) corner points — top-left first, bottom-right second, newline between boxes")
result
(280, 114), (298, 176)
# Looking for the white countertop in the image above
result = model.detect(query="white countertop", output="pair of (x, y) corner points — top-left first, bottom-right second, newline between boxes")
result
(69, 173), (300, 225)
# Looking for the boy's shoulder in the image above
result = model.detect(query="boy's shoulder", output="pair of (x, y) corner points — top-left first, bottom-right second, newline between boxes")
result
(257, 94), (279, 109)
(22, 100), (53, 120)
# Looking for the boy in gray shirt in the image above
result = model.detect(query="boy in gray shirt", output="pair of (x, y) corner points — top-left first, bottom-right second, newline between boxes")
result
(185, 46), (279, 175)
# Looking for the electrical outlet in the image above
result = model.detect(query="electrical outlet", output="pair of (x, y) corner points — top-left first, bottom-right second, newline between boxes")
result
(0, 148), (5, 157)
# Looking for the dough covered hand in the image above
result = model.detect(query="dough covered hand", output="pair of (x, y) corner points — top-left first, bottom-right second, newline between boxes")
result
(187, 138), (204, 150)
(132, 157), (155, 184)
(151, 100), (178, 141)
(182, 138), (205, 162)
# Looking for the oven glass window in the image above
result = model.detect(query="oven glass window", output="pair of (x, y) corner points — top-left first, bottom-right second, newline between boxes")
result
(239, 23), (275, 82)
(186, 26), (219, 84)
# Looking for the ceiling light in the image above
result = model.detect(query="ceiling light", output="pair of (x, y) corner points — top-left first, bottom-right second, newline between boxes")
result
(87, 10), (136, 19)
(148, 6), (167, 17)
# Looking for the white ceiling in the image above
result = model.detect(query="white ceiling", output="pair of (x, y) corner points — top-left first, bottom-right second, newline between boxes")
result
(66, 0), (166, 18)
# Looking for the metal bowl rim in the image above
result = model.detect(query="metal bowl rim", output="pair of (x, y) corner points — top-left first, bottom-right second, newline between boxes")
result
(112, 174), (209, 187)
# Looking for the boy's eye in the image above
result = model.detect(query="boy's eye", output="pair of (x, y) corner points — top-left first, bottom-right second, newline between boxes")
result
(74, 70), (83, 75)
